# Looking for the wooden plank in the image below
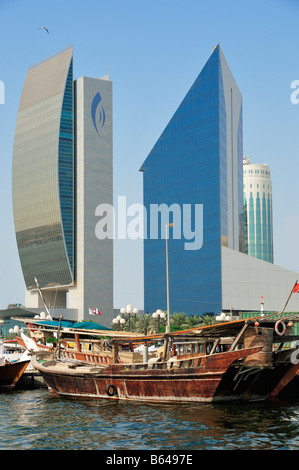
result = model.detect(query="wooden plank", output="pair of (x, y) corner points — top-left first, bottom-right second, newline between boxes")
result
(209, 338), (220, 355)
(229, 323), (249, 351)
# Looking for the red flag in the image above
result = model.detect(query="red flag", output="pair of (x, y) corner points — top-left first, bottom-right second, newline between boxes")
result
(293, 283), (299, 293)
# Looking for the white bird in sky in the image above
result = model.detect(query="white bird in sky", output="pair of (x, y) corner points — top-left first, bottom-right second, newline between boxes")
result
(38, 26), (49, 34)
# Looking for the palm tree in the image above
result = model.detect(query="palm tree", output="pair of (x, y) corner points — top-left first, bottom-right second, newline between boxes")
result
(170, 312), (187, 330)
(136, 314), (153, 335)
(200, 314), (217, 326)
(184, 314), (202, 328)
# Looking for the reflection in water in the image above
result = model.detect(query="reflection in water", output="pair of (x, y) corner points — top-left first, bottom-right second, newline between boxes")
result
(1, 389), (299, 450)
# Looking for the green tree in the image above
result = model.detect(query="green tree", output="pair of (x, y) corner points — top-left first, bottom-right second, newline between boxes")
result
(136, 314), (153, 335)
(170, 312), (187, 330)
(184, 314), (202, 328)
(200, 314), (217, 325)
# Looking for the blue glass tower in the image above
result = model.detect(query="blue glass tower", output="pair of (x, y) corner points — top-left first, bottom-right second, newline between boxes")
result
(140, 45), (243, 316)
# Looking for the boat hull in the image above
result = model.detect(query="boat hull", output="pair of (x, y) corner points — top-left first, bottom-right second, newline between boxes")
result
(32, 347), (269, 403)
(0, 360), (30, 391)
(36, 368), (223, 403)
(39, 365), (299, 404)
(33, 344), (299, 404)
(213, 361), (299, 402)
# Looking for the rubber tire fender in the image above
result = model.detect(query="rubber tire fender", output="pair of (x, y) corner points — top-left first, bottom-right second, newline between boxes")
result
(106, 384), (117, 397)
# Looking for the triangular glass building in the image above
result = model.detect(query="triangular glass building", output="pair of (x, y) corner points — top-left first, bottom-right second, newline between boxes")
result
(140, 45), (243, 316)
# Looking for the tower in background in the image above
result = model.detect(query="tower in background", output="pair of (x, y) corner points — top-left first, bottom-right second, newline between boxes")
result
(243, 157), (273, 263)
(12, 47), (113, 325)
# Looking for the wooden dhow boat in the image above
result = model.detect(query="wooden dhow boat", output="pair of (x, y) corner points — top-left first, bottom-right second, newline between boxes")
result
(0, 339), (32, 390)
(0, 359), (30, 391)
(31, 313), (299, 403)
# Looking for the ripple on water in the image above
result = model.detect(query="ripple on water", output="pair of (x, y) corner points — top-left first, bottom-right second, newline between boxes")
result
(1, 389), (299, 450)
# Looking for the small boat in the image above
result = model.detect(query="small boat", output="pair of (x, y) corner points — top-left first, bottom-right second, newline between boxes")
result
(0, 338), (31, 363)
(0, 359), (30, 391)
(31, 314), (299, 403)
(0, 337), (35, 390)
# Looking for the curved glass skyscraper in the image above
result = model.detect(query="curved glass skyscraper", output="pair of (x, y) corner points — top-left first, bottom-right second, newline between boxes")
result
(12, 47), (113, 324)
(12, 47), (75, 290)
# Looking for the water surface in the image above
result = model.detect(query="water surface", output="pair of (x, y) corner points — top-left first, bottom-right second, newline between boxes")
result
(0, 389), (299, 450)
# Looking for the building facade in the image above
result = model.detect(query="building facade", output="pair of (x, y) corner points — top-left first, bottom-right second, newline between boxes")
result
(12, 47), (113, 325)
(243, 157), (273, 263)
(140, 44), (243, 316)
(140, 45), (299, 316)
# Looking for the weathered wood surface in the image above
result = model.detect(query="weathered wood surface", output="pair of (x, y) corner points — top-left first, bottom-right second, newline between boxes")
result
(0, 360), (30, 390)
(32, 347), (262, 403)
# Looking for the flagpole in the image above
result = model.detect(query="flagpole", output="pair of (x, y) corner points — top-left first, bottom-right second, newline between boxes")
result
(279, 280), (298, 316)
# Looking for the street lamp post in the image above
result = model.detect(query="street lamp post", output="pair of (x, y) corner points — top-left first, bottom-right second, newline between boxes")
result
(120, 304), (139, 331)
(152, 309), (166, 333)
(112, 315), (126, 330)
(165, 223), (174, 333)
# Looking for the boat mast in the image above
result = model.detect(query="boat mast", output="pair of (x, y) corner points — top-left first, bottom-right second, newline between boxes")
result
(34, 277), (53, 320)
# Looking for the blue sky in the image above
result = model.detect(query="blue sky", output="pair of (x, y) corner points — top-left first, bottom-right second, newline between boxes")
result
(0, 0), (299, 310)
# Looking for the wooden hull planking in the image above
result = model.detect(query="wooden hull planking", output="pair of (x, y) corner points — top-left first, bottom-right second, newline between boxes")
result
(33, 347), (267, 403)
(0, 360), (30, 391)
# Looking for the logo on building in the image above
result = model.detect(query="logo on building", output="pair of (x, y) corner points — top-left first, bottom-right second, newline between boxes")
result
(0, 81), (4, 104)
(91, 91), (105, 134)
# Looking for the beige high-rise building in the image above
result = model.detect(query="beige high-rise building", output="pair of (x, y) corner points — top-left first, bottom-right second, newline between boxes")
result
(243, 157), (273, 263)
